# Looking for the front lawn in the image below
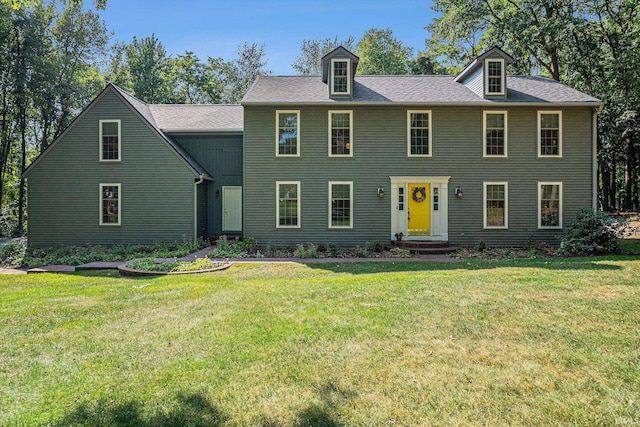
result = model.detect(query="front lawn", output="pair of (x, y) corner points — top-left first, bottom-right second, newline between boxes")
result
(1, 257), (639, 426)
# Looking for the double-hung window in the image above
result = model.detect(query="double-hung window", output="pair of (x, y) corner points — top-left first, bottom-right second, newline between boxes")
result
(99, 120), (121, 161)
(276, 181), (300, 228)
(407, 110), (432, 157)
(539, 182), (562, 229)
(329, 111), (352, 157)
(100, 183), (121, 226)
(330, 59), (350, 96)
(329, 181), (353, 228)
(483, 111), (507, 157)
(483, 182), (508, 228)
(538, 111), (562, 157)
(276, 110), (300, 156)
(485, 59), (505, 96)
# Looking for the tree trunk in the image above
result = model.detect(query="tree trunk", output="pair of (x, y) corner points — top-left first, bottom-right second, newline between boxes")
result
(624, 137), (635, 211)
(600, 162), (610, 211)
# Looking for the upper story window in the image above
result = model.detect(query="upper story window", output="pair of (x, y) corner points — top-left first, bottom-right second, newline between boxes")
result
(329, 110), (353, 157)
(485, 59), (505, 96)
(99, 120), (121, 162)
(276, 181), (300, 228)
(539, 182), (562, 229)
(331, 58), (351, 96)
(100, 183), (121, 226)
(407, 110), (432, 157)
(483, 111), (507, 157)
(276, 110), (300, 157)
(538, 111), (562, 157)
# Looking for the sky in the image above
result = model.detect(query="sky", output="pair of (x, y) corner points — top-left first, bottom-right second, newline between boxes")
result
(96, 0), (438, 75)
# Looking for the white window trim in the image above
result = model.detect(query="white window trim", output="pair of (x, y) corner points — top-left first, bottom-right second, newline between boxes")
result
(538, 181), (563, 229)
(483, 182), (508, 229)
(407, 110), (433, 158)
(538, 111), (563, 158)
(330, 58), (351, 96)
(484, 58), (505, 96)
(99, 119), (121, 162)
(275, 110), (300, 157)
(328, 181), (354, 229)
(99, 183), (121, 226)
(328, 110), (353, 158)
(482, 111), (508, 158)
(276, 181), (301, 229)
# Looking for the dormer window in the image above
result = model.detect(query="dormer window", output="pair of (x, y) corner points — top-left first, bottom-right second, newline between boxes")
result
(485, 59), (505, 96)
(331, 58), (351, 96)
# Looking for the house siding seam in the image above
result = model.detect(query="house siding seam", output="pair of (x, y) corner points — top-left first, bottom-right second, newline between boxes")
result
(243, 105), (593, 247)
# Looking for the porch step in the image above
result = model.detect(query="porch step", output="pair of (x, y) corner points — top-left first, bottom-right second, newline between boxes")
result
(393, 241), (458, 254)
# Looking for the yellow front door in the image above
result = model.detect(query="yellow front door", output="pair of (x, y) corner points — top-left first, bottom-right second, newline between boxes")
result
(408, 183), (431, 236)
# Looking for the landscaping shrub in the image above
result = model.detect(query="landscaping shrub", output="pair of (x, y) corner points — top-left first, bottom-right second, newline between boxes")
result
(20, 240), (208, 268)
(209, 235), (249, 258)
(294, 243), (317, 258)
(0, 241), (25, 266)
(560, 208), (628, 255)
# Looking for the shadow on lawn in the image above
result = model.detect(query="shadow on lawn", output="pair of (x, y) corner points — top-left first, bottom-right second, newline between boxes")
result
(303, 257), (628, 275)
(260, 381), (354, 427)
(52, 392), (227, 427)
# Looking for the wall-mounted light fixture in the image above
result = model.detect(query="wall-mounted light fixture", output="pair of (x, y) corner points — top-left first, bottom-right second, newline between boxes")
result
(215, 189), (220, 198)
(377, 187), (384, 198)
(455, 187), (463, 198)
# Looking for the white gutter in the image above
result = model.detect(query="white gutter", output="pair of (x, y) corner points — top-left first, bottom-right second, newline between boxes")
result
(593, 105), (603, 210)
(193, 174), (205, 242)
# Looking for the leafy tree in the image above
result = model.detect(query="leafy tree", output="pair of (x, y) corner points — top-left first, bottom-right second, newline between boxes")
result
(124, 34), (176, 103)
(354, 27), (413, 75)
(291, 36), (356, 75)
(0, 1), (109, 235)
(216, 42), (270, 104)
(173, 51), (220, 104)
(0, 0), (106, 9)
(426, 0), (640, 212)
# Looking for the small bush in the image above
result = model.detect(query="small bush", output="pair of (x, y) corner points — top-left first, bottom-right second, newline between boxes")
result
(0, 241), (25, 266)
(560, 209), (628, 255)
(368, 241), (387, 253)
(354, 246), (369, 258)
(127, 258), (177, 272)
(294, 243), (317, 259)
(209, 236), (248, 258)
(388, 247), (411, 258)
(327, 243), (340, 257)
(476, 240), (487, 252)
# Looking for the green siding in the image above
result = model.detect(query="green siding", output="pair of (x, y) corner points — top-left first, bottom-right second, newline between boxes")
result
(244, 105), (594, 247)
(26, 88), (198, 248)
(173, 135), (243, 236)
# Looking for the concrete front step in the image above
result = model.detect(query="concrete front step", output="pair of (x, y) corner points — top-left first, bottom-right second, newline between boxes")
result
(393, 241), (458, 254)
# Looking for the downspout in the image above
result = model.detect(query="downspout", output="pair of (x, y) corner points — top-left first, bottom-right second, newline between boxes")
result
(193, 174), (205, 242)
(592, 106), (603, 211)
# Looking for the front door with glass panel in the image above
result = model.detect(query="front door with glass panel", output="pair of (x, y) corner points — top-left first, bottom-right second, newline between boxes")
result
(222, 186), (242, 232)
(407, 183), (431, 236)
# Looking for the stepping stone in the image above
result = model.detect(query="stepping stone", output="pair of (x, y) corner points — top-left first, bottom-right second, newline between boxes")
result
(27, 265), (76, 274)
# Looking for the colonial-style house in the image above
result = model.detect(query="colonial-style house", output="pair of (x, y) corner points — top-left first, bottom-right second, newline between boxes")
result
(23, 46), (602, 248)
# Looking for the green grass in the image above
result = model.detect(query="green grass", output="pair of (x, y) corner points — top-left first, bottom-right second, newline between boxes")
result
(1, 257), (639, 426)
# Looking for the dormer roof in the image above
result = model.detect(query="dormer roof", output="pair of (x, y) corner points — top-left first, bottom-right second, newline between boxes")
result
(321, 46), (359, 84)
(454, 46), (515, 84)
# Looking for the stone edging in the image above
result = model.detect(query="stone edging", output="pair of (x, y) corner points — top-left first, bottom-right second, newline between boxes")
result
(118, 260), (233, 276)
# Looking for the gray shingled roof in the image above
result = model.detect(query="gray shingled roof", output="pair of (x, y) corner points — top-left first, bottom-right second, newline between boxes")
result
(242, 75), (601, 106)
(148, 104), (243, 133)
(110, 84), (210, 177)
